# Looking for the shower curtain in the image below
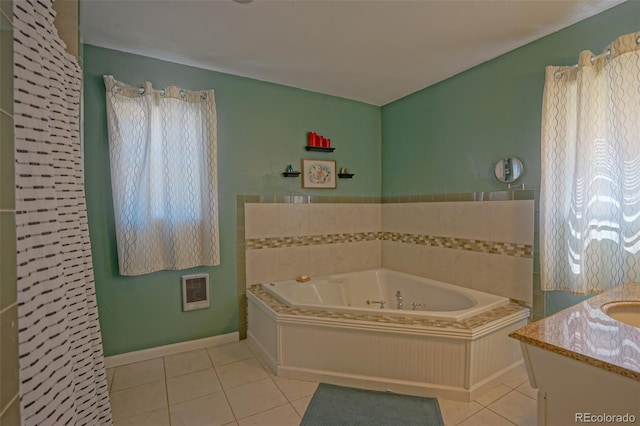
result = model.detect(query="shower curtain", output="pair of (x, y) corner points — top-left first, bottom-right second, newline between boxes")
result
(540, 32), (640, 294)
(13, 1), (111, 424)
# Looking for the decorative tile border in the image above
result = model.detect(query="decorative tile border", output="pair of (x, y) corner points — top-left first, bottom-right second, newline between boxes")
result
(246, 232), (382, 249)
(246, 231), (533, 258)
(384, 232), (533, 258)
(249, 284), (528, 331)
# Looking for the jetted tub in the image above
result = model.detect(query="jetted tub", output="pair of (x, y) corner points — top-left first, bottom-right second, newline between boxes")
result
(248, 268), (529, 401)
(261, 268), (508, 321)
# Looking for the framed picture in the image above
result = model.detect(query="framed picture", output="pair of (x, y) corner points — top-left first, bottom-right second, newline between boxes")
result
(302, 159), (337, 189)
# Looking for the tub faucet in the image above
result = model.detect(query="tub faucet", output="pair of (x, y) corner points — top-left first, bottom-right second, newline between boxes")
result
(367, 300), (386, 309)
(395, 290), (404, 310)
(412, 302), (428, 311)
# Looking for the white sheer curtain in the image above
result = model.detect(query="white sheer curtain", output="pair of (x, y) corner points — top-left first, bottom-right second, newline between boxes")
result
(104, 76), (220, 276)
(541, 32), (640, 294)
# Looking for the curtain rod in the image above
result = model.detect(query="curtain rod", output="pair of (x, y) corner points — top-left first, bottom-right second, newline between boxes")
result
(554, 50), (610, 78)
(114, 85), (207, 100)
(554, 35), (640, 79)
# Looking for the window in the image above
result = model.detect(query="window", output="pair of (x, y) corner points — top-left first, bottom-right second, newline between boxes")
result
(540, 34), (640, 294)
(104, 76), (220, 276)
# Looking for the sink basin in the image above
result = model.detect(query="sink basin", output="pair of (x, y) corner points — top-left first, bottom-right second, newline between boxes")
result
(601, 300), (640, 328)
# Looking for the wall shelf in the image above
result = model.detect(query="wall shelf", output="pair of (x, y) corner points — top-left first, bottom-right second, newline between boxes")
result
(305, 146), (335, 152)
(338, 173), (354, 179)
(282, 172), (301, 177)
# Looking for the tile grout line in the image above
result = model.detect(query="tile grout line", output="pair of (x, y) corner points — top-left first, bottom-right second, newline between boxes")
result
(206, 346), (241, 422)
(108, 372), (167, 423)
(247, 344), (305, 420)
(0, 7), (12, 25)
(265, 363), (315, 417)
(0, 301), (17, 316)
(110, 348), (301, 424)
(483, 387), (535, 426)
(0, 393), (19, 419)
(513, 386), (537, 400)
(262, 371), (302, 421)
(214, 345), (296, 423)
(449, 402), (483, 426)
(229, 371), (290, 421)
(0, 108), (13, 119)
(162, 356), (172, 426)
(483, 404), (520, 426)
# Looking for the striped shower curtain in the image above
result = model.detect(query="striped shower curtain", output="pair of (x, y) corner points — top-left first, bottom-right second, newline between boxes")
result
(13, 1), (111, 424)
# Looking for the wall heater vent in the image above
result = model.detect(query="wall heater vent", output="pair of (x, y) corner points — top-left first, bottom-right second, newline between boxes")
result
(182, 274), (210, 311)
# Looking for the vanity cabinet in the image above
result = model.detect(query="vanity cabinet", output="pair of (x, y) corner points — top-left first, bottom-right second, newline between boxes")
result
(511, 283), (640, 426)
(519, 343), (639, 426)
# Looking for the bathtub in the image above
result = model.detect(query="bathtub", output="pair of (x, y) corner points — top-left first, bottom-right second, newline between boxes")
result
(247, 268), (529, 401)
(261, 269), (508, 321)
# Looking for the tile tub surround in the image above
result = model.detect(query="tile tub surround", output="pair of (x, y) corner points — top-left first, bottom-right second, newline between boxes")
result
(238, 191), (537, 336)
(243, 201), (383, 286)
(382, 200), (534, 305)
(243, 197), (534, 299)
(510, 282), (640, 380)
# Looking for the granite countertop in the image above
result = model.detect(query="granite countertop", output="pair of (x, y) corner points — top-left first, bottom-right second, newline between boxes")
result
(509, 282), (640, 381)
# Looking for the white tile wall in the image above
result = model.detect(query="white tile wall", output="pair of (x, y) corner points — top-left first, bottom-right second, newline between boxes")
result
(490, 201), (534, 245)
(245, 203), (383, 286)
(246, 248), (280, 286)
(453, 250), (494, 292)
(244, 199), (533, 305)
(485, 256), (534, 303)
(381, 200), (534, 304)
(423, 245), (457, 283)
(335, 241), (381, 273)
(307, 244), (337, 277)
(278, 247), (310, 281)
(245, 204), (280, 239)
(419, 202), (457, 237)
(278, 204), (309, 237)
(308, 204), (337, 235)
(456, 201), (493, 241)
(383, 201), (533, 245)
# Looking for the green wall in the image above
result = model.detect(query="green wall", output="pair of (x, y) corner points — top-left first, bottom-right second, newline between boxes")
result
(83, 45), (381, 356)
(380, 1), (639, 314)
(85, 2), (637, 355)
(381, 1), (639, 196)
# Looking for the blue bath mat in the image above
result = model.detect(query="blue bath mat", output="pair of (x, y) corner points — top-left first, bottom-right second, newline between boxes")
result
(300, 383), (444, 426)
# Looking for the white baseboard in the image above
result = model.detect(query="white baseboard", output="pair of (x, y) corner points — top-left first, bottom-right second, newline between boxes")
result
(104, 332), (239, 368)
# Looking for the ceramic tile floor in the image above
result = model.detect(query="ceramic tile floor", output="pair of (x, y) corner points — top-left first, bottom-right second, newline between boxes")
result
(106, 340), (537, 426)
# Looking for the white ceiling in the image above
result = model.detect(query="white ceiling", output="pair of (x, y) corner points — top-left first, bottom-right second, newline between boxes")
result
(80, 0), (625, 106)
